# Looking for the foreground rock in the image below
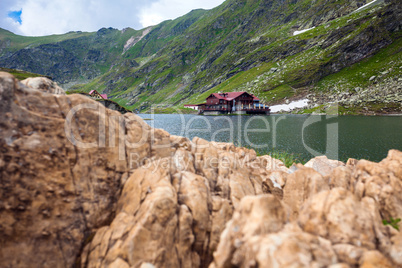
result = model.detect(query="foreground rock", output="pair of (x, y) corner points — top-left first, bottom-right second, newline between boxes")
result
(80, 138), (288, 267)
(211, 195), (290, 267)
(0, 72), (281, 267)
(210, 151), (402, 267)
(0, 72), (131, 267)
(304, 155), (344, 176)
(1, 72), (401, 267)
(21, 76), (66, 95)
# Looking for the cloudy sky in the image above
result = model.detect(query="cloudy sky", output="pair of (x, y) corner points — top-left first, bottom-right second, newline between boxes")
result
(0, 0), (225, 36)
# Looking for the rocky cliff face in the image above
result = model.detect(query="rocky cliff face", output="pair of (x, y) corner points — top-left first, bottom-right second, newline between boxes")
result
(1, 72), (401, 267)
(0, 28), (136, 84)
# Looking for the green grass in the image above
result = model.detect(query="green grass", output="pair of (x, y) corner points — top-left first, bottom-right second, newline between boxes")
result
(0, 67), (50, 80)
(69, 76), (107, 93)
(383, 217), (401, 231)
(181, 3), (395, 109)
(149, 107), (198, 114)
(296, 101), (402, 115)
(339, 102), (402, 115)
(66, 90), (133, 112)
(243, 145), (308, 168)
(65, 89), (86, 95)
(183, 62), (279, 105)
(0, 28), (93, 53)
(315, 37), (402, 93)
(261, 84), (296, 102)
(297, 104), (326, 114)
(265, 149), (308, 168)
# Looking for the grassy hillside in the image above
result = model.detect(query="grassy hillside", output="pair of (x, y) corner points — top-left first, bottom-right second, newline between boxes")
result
(0, 67), (50, 80)
(0, 28), (93, 55)
(1, 0), (401, 114)
(0, 9), (206, 85)
(82, 0), (400, 113)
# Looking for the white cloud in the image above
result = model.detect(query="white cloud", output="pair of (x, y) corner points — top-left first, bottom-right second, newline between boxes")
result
(139, 0), (225, 28)
(7, 0), (153, 36)
(0, 0), (24, 34)
(0, 0), (225, 36)
(140, 13), (165, 28)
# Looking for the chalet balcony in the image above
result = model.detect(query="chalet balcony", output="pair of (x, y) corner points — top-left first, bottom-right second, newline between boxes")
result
(203, 105), (270, 112)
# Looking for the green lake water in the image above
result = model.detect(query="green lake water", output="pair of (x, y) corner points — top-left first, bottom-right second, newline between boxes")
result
(138, 114), (402, 162)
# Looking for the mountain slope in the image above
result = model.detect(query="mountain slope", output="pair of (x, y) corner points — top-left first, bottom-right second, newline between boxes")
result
(0, 0), (401, 113)
(75, 0), (401, 112)
(0, 67), (51, 81)
(0, 9), (207, 85)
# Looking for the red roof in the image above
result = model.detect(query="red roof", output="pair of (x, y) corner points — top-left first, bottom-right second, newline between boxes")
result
(207, 92), (260, 101)
(89, 90), (108, 99)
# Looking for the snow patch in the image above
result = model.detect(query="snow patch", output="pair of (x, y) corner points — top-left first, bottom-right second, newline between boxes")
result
(270, 99), (309, 113)
(354, 0), (379, 13)
(293, 27), (315, 36)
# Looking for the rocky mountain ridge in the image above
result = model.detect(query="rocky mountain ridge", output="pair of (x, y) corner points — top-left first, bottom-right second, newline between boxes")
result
(1, 72), (402, 267)
(0, 8), (207, 85)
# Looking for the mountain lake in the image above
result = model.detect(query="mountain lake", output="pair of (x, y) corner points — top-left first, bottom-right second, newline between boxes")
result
(138, 114), (402, 163)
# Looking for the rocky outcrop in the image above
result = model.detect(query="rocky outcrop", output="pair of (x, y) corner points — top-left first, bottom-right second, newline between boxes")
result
(210, 151), (402, 267)
(0, 72), (282, 268)
(283, 164), (330, 220)
(304, 155), (345, 176)
(21, 77), (66, 95)
(80, 138), (288, 267)
(211, 187), (395, 267)
(0, 72), (130, 267)
(1, 72), (401, 267)
(98, 99), (131, 114)
(210, 195), (290, 268)
(296, 76), (402, 115)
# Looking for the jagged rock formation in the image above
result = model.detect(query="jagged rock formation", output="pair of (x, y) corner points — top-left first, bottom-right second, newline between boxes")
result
(80, 135), (289, 268)
(1, 72), (401, 267)
(0, 72), (130, 267)
(0, 72), (281, 267)
(210, 150), (402, 267)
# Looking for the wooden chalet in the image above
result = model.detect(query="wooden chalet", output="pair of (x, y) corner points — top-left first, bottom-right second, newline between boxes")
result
(89, 90), (108, 100)
(199, 92), (270, 115)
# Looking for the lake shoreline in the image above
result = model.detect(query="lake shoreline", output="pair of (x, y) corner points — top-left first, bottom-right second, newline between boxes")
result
(136, 99), (402, 116)
(138, 113), (402, 163)
(137, 111), (402, 116)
